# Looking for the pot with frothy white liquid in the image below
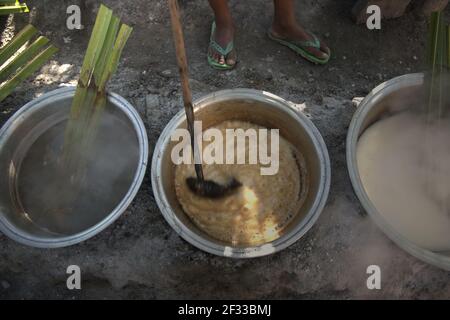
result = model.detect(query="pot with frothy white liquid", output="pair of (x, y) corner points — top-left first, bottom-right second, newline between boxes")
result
(347, 73), (450, 271)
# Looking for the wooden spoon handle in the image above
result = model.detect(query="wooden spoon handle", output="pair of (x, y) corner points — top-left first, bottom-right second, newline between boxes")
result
(168, 0), (192, 108)
(168, 0), (204, 181)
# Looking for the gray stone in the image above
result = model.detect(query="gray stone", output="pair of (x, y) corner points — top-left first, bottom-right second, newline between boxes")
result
(1, 280), (10, 290)
(146, 94), (160, 109)
(161, 69), (172, 77)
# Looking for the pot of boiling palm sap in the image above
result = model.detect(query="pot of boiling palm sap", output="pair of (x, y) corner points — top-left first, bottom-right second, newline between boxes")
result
(347, 73), (450, 270)
(0, 87), (148, 247)
(152, 89), (331, 258)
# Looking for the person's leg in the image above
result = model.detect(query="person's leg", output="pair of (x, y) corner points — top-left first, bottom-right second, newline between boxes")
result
(271, 0), (330, 61)
(208, 0), (236, 67)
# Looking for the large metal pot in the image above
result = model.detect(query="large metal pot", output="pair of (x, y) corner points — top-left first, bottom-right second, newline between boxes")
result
(0, 87), (148, 248)
(347, 73), (450, 271)
(152, 89), (331, 258)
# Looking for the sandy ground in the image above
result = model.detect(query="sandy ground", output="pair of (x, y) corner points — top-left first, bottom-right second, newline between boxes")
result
(0, 0), (449, 299)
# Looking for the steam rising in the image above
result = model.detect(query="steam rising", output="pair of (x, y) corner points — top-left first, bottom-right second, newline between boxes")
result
(357, 79), (450, 252)
(16, 105), (140, 235)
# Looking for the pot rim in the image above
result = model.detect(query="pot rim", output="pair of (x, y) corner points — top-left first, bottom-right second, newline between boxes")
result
(151, 88), (331, 258)
(346, 72), (450, 271)
(0, 86), (148, 248)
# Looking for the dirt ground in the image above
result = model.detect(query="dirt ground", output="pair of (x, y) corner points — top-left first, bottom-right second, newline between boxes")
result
(1, 0), (449, 299)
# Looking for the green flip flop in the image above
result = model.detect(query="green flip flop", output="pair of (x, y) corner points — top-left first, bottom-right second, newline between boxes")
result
(207, 21), (236, 70)
(268, 30), (330, 65)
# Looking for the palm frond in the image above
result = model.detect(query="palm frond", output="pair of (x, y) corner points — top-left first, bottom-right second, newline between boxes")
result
(0, 25), (58, 102)
(0, 1), (29, 15)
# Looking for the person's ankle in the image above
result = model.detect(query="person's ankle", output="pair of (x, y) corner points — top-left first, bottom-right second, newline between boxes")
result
(215, 17), (234, 30)
(214, 20), (235, 41)
(272, 18), (292, 32)
(272, 19), (305, 39)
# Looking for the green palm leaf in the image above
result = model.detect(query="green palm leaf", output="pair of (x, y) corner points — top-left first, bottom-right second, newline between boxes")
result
(0, 1), (29, 15)
(62, 4), (132, 175)
(0, 24), (58, 102)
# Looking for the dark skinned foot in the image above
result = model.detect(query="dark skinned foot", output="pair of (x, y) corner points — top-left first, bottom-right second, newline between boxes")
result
(208, 21), (237, 68)
(270, 21), (330, 61)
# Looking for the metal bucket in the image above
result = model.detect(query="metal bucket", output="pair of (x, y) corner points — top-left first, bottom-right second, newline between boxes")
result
(152, 89), (331, 258)
(0, 87), (148, 248)
(347, 73), (450, 271)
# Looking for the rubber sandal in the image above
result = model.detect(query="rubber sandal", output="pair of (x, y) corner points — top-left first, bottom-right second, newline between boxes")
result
(268, 30), (330, 65)
(207, 21), (236, 70)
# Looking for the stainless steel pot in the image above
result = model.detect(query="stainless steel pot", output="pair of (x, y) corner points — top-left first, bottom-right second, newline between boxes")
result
(347, 73), (450, 271)
(0, 87), (148, 248)
(152, 89), (331, 258)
